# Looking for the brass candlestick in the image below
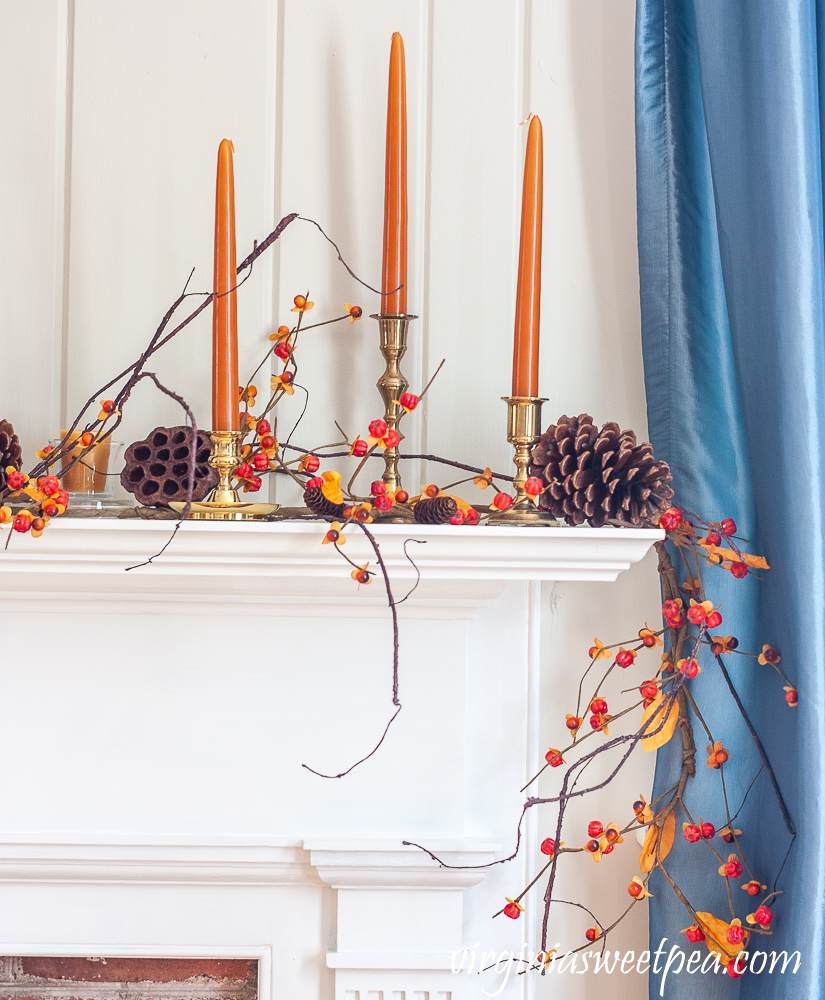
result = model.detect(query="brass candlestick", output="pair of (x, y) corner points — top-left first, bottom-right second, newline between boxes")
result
(487, 396), (559, 526)
(371, 313), (417, 523)
(169, 429), (279, 521)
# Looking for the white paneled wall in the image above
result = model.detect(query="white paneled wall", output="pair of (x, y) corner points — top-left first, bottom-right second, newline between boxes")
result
(0, 2), (658, 998)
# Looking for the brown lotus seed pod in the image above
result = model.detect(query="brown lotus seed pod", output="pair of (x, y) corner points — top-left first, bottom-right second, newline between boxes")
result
(121, 426), (217, 506)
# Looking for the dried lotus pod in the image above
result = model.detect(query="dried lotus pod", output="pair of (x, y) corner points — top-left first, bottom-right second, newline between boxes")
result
(413, 494), (458, 524)
(0, 419), (22, 491)
(303, 486), (345, 519)
(121, 426), (217, 506)
(529, 414), (674, 527)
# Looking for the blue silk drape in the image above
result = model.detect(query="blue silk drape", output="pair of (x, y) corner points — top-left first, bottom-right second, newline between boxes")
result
(636, 0), (825, 996)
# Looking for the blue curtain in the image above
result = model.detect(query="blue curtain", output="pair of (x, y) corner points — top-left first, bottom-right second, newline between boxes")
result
(636, 0), (825, 996)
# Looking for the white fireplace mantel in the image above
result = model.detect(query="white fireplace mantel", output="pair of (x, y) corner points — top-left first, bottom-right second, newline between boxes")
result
(0, 518), (661, 1000)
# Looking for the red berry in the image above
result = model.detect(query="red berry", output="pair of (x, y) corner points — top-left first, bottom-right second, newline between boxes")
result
(642, 633), (658, 647)
(725, 859), (743, 878)
(603, 844), (615, 854)
(589, 714), (603, 730)
(399, 392), (419, 411)
(383, 429), (400, 448)
(40, 476), (60, 496)
(684, 825), (701, 843)
(524, 476), (544, 497)
(260, 435), (275, 450)
(101, 399), (116, 413)
(727, 925), (745, 944)
(706, 532), (721, 545)
(492, 492), (513, 511)
(371, 480), (387, 496)
(424, 484), (439, 497)
(746, 881), (761, 896)
(253, 453), (269, 471)
(374, 495), (393, 511)
(721, 517), (737, 536)
(280, 370), (294, 385)
(55, 489), (69, 506)
(236, 463), (254, 479)
(80, 432), (93, 447)
(450, 510), (466, 525)
(349, 305), (362, 319)
(763, 646), (781, 663)
(352, 440), (369, 457)
(687, 606), (706, 624)
(293, 294), (306, 308)
(727, 959), (745, 979)
(395, 490), (409, 504)
(686, 926), (705, 943)
(722, 830), (736, 844)
(306, 477), (324, 490)
(585, 928), (598, 942)
(715, 749), (729, 765)
(633, 800), (645, 814)
(701, 822), (715, 839)
(540, 838), (556, 856)
(590, 698), (608, 715)
(355, 508), (370, 522)
(503, 902), (521, 920)
(585, 839), (600, 853)
(13, 513), (31, 533)
(587, 821), (604, 838)
(369, 419), (388, 439)
(786, 688), (798, 706)
(257, 419), (271, 435)
(31, 517), (45, 532)
(705, 610), (723, 629)
(325, 529), (340, 544)
(42, 501), (59, 517)
(464, 508), (480, 524)
(731, 561), (748, 579)
(616, 650), (634, 668)
(545, 749), (564, 767)
(628, 881), (644, 898)
(640, 681), (658, 699)
(275, 341), (291, 360)
(659, 507), (683, 530)
(565, 716), (580, 730)
(754, 905), (773, 926)
(7, 470), (25, 490)
(246, 477), (262, 492)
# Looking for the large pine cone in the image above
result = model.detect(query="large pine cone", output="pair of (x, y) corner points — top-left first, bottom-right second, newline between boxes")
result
(530, 414), (673, 527)
(121, 426), (217, 506)
(0, 419), (22, 491)
(414, 495), (458, 524)
(304, 486), (345, 519)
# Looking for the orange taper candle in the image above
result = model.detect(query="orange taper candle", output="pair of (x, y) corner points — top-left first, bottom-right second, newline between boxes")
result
(212, 138), (239, 431)
(381, 32), (408, 316)
(512, 115), (543, 397)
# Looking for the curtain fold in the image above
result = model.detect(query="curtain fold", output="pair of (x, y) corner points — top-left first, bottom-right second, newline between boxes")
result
(636, 0), (825, 995)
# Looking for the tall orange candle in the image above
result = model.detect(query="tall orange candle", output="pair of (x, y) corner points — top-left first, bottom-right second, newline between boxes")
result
(381, 32), (408, 316)
(212, 138), (239, 431)
(512, 115), (543, 397)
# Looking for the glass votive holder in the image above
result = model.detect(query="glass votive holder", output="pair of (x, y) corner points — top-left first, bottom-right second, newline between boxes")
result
(50, 434), (124, 506)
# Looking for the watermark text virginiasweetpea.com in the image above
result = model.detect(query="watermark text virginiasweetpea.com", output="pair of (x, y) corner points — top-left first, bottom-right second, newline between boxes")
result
(451, 939), (801, 997)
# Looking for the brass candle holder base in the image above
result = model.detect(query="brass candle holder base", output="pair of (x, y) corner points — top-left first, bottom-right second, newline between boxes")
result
(373, 313), (416, 491)
(169, 430), (280, 521)
(487, 396), (560, 527)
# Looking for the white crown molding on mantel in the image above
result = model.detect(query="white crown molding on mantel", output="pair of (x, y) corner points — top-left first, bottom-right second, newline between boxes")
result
(0, 519), (663, 618)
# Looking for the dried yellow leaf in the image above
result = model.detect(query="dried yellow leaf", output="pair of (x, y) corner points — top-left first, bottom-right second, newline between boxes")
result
(640, 692), (679, 752)
(695, 912), (748, 966)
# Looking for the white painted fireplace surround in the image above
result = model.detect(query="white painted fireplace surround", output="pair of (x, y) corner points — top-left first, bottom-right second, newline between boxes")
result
(0, 520), (660, 1000)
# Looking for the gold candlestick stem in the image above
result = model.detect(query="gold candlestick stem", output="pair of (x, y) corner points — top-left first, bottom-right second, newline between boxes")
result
(487, 396), (559, 526)
(373, 313), (416, 495)
(168, 429), (279, 521)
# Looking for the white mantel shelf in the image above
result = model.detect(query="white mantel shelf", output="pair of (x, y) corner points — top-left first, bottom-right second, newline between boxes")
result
(0, 520), (663, 617)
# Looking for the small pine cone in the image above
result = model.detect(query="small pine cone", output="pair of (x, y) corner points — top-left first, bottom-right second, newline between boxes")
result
(304, 486), (345, 519)
(530, 414), (674, 527)
(0, 419), (22, 491)
(414, 495), (458, 524)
